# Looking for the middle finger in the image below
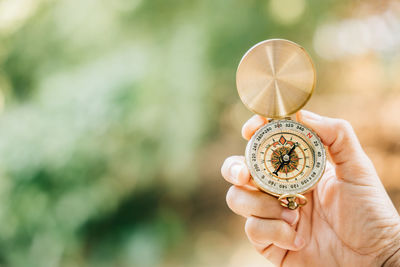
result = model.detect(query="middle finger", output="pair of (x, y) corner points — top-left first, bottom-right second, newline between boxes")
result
(226, 186), (299, 225)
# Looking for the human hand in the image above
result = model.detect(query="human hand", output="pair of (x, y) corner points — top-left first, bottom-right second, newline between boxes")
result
(221, 110), (400, 266)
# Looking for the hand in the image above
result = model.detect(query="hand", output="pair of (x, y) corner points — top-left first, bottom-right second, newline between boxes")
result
(221, 110), (400, 266)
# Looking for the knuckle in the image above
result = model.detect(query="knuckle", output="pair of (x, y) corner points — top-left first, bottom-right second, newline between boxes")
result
(262, 247), (273, 258)
(235, 155), (245, 162)
(250, 193), (269, 214)
(225, 186), (238, 209)
(245, 217), (259, 239)
(279, 222), (292, 237)
(331, 119), (359, 151)
(243, 115), (267, 139)
(268, 220), (289, 240)
(221, 157), (231, 170)
(253, 244), (265, 254)
(220, 158), (228, 176)
(335, 118), (353, 133)
(221, 156), (235, 177)
(280, 223), (296, 243)
(255, 191), (279, 210)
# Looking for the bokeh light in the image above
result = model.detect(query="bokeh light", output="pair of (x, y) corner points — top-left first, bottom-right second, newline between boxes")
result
(268, 0), (306, 25)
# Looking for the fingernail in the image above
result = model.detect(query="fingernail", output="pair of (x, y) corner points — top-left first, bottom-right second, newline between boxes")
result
(294, 235), (305, 249)
(301, 110), (322, 122)
(281, 210), (299, 225)
(231, 164), (243, 182)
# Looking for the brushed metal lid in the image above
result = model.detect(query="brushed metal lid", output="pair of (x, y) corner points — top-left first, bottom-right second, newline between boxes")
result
(236, 39), (316, 118)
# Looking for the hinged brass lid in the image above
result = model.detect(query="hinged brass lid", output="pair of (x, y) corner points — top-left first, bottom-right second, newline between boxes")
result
(236, 39), (316, 118)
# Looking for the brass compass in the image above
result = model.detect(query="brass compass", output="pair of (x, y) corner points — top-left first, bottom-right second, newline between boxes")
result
(236, 39), (326, 210)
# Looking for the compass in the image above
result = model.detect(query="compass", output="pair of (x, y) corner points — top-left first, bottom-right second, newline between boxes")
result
(236, 39), (326, 210)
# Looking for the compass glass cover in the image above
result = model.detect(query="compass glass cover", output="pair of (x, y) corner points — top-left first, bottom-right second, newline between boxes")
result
(246, 120), (326, 196)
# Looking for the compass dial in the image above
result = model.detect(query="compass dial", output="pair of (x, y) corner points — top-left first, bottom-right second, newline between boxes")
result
(246, 120), (326, 196)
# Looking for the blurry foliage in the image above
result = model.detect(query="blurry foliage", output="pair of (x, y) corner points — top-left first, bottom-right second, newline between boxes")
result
(0, 0), (346, 266)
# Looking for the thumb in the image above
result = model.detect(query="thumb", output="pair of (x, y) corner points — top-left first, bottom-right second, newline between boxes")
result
(297, 110), (375, 182)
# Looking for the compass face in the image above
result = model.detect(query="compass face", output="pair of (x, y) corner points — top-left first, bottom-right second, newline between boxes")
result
(245, 120), (326, 196)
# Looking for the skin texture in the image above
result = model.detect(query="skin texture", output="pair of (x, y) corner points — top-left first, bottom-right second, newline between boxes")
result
(221, 110), (400, 267)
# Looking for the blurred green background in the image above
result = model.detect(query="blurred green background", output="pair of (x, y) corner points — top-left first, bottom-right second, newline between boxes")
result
(0, 0), (399, 266)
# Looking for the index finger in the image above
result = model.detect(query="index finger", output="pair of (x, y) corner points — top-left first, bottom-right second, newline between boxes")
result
(221, 156), (251, 186)
(242, 115), (268, 140)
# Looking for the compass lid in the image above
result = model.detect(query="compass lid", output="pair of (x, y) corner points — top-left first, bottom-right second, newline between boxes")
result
(236, 39), (316, 118)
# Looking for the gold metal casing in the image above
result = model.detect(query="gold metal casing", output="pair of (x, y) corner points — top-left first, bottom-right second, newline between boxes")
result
(236, 39), (316, 118)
